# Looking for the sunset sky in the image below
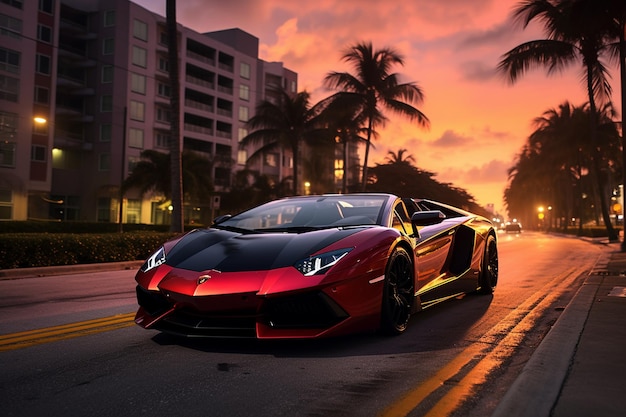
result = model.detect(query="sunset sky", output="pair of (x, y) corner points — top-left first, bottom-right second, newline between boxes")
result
(133, 0), (621, 215)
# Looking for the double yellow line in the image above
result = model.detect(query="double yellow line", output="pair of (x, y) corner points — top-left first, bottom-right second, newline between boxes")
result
(0, 312), (135, 352)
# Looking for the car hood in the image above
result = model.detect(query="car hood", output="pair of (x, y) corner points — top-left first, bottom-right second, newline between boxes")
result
(164, 227), (365, 272)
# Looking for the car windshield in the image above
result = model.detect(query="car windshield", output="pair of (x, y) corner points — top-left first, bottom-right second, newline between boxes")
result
(216, 195), (388, 232)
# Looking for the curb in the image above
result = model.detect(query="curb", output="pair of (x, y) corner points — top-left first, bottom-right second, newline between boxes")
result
(491, 276), (598, 417)
(0, 260), (143, 280)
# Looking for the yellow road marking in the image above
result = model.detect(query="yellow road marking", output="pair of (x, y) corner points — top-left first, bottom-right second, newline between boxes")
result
(380, 265), (586, 417)
(0, 312), (135, 352)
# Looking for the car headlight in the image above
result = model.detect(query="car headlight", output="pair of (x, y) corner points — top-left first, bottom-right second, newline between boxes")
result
(294, 248), (352, 276)
(141, 246), (166, 272)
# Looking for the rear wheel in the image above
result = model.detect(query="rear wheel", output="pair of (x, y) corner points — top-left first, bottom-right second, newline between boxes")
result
(380, 247), (414, 335)
(478, 234), (498, 294)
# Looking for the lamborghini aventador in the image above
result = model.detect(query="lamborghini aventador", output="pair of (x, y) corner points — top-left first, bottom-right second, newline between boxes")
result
(134, 193), (498, 339)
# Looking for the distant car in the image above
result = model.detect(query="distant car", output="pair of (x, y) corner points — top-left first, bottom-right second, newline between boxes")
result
(134, 193), (498, 339)
(504, 222), (522, 233)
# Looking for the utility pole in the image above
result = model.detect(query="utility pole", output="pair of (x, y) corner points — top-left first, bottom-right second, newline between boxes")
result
(167, 0), (184, 233)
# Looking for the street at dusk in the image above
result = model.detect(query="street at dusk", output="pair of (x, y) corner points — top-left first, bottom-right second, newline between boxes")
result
(0, 232), (619, 417)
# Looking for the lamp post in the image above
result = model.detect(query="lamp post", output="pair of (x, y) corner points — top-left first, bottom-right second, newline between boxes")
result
(538, 206), (545, 230)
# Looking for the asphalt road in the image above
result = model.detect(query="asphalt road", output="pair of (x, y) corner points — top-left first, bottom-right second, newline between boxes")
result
(0, 232), (606, 417)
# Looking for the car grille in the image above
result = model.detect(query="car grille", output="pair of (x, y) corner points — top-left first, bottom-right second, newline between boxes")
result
(157, 310), (258, 338)
(262, 291), (348, 329)
(136, 286), (171, 316)
(136, 286), (349, 337)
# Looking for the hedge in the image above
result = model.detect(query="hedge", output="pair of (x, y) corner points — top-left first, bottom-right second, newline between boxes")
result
(0, 232), (179, 269)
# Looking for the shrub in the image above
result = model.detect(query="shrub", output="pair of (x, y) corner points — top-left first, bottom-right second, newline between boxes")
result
(0, 232), (180, 269)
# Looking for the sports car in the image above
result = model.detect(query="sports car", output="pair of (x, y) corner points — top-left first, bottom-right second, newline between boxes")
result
(134, 193), (498, 339)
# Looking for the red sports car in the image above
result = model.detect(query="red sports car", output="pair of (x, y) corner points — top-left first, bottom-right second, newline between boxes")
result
(134, 193), (498, 339)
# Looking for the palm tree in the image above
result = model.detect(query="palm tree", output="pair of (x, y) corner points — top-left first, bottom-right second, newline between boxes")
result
(324, 41), (430, 191)
(316, 95), (369, 193)
(122, 149), (214, 211)
(505, 101), (620, 231)
(527, 102), (591, 230)
(385, 148), (416, 166)
(498, 0), (619, 240)
(240, 89), (325, 195)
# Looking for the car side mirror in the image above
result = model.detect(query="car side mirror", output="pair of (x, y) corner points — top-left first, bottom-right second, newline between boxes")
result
(212, 214), (232, 225)
(411, 210), (446, 228)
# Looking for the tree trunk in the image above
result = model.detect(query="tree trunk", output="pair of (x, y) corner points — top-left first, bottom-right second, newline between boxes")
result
(360, 117), (373, 191)
(586, 63), (618, 240)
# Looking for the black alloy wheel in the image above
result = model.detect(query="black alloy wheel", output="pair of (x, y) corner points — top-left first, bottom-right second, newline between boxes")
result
(381, 246), (414, 335)
(478, 234), (498, 294)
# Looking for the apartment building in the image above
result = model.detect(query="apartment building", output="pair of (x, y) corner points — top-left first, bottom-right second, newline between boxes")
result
(0, 0), (298, 224)
(1, 0), (360, 225)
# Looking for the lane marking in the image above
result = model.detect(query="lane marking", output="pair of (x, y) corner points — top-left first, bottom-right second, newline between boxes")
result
(0, 312), (135, 352)
(380, 263), (589, 417)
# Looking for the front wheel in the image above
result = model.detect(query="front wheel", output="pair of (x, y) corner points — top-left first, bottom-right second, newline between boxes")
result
(380, 247), (414, 335)
(478, 234), (498, 294)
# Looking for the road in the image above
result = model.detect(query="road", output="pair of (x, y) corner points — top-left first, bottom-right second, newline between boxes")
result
(0, 232), (607, 417)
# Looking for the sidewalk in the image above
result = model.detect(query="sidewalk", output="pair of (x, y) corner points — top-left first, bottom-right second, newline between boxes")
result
(492, 242), (626, 417)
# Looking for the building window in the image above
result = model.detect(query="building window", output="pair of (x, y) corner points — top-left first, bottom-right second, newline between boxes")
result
(0, 14), (22, 39)
(238, 127), (248, 142)
(239, 84), (249, 101)
(100, 124), (111, 142)
(31, 145), (46, 162)
(39, 0), (53, 14)
(33, 118), (48, 135)
(37, 24), (51, 42)
(126, 199), (141, 223)
(1, 0), (23, 10)
(237, 149), (247, 165)
(103, 38), (114, 55)
(128, 128), (144, 148)
(0, 141), (16, 167)
(129, 100), (145, 121)
(132, 46), (147, 68)
(0, 74), (18, 102)
(0, 110), (17, 137)
(156, 106), (171, 123)
(159, 30), (168, 46)
(97, 197), (111, 222)
(50, 195), (80, 221)
(155, 131), (170, 148)
(264, 153), (278, 167)
(128, 156), (140, 174)
(103, 10), (115, 27)
(238, 106), (249, 122)
(133, 19), (148, 41)
(0, 47), (20, 73)
(157, 57), (169, 73)
(101, 95), (112, 112)
(102, 65), (113, 83)
(35, 54), (50, 75)
(240, 62), (250, 79)
(0, 188), (11, 219)
(99, 153), (110, 171)
(34, 86), (49, 104)
(131, 73), (146, 94)
(157, 82), (170, 97)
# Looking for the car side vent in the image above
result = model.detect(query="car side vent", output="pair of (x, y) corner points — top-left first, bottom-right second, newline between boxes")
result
(449, 225), (475, 275)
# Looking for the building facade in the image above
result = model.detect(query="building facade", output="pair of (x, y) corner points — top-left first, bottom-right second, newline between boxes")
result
(0, 0), (360, 225)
